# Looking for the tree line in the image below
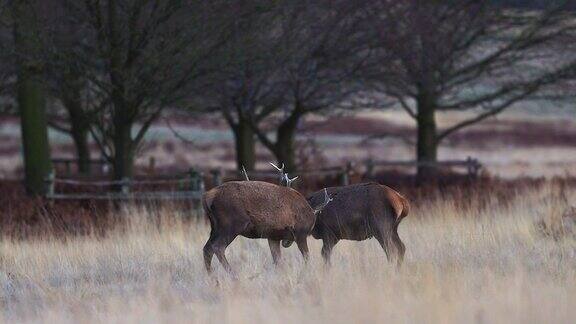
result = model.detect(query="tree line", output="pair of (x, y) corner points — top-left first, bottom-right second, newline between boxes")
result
(1, 0), (575, 195)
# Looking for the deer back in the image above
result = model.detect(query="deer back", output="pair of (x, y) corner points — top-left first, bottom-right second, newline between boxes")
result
(204, 181), (316, 232)
(308, 183), (409, 224)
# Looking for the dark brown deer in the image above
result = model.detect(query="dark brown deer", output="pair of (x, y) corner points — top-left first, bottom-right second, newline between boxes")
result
(202, 180), (330, 274)
(307, 182), (409, 268)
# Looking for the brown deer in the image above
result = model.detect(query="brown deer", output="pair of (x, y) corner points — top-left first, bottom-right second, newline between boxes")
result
(307, 183), (409, 268)
(202, 180), (331, 274)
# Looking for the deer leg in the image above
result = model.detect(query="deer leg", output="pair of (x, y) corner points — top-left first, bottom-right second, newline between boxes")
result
(374, 231), (392, 262)
(213, 233), (237, 274)
(321, 238), (338, 265)
(370, 215), (395, 263)
(203, 230), (217, 273)
(391, 230), (406, 269)
(268, 239), (282, 265)
(295, 236), (310, 262)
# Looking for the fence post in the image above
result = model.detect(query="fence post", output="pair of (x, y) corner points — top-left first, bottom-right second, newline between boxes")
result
(198, 172), (205, 193)
(188, 169), (197, 191)
(121, 177), (130, 195)
(472, 158), (481, 179)
(465, 156), (482, 179)
(65, 160), (72, 176)
(101, 159), (109, 175)
(365, 158), (375, 178)
(188, 169), (205, 192)
(188, 168), (205, 216)
(347, 161), (353, 184)
(339, 162), (352, 186)
(148, 157), (156, 175)
(210, 169), (222, 187)
(45, 170), (55, 197)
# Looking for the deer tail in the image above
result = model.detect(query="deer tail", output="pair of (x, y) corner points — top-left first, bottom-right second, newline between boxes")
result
(394, 196), (410, 228)
(202, 189), (218, 225)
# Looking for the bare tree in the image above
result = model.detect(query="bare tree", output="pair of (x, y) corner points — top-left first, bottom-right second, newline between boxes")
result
(192, 2), (283, 171)
(59, 0), (232, 181)
(245, 0), (370, 172)
(363, 0), (576, 180)
(45, 72), (101, 175)
(9, 0), (53, 195)
(40, 2), (104, 175)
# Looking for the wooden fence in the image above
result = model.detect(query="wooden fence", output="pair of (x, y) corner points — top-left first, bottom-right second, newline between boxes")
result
(51, 158), (111, 176)
(363, 156), (482, 179)
(43, 158), (481, 205)
(51, 157), (158, 176)
(208, 158), (481, 187)
(207, 162), (355, 187)
(44, 170), (205, 213)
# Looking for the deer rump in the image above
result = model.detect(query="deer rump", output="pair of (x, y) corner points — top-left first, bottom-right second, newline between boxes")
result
(203, 181), (316, 242)
(305, 182), (409, 266)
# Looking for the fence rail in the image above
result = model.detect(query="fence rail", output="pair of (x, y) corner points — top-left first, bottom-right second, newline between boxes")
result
(44, 170), (205, 213)
(208, 162), (355, 187)
(208, 158), (481, 187)
(51, 158), (111, 176)
(45, 191), (204, 201)
(43, 157), (482, 204)
(364, 156), (482, 178)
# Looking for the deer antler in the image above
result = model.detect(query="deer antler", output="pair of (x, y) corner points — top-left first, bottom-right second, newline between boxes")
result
(269, 162), (284, 173)
(283, 173), (298, 188)
(241, 165), (250, 181)
(314, 188), (333, 214)
(269, 162), (285, 184)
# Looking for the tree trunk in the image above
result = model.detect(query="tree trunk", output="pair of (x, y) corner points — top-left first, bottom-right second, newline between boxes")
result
(232, 119), (256, 171)
(70, 122), (91, 175)
(14, 0), (52, 196)
(18, 68), (52, 195)
(112, 115), (134, 182)
(63, 71), (91, 174)
(416, 94), (438, 182)
(107, 0), (135, 184)
(274, 113), (300, 173)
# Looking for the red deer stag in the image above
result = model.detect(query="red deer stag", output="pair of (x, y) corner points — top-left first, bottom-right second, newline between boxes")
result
(307, 183), (409, 268)
(202, 180), (331, 274)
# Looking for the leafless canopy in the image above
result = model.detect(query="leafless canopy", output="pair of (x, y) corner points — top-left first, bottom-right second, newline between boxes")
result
(364, 0), (576, 141)
(49, 0), (235, 170)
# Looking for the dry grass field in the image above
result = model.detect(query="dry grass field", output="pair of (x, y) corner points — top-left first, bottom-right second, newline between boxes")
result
(1, 182), (575, 323)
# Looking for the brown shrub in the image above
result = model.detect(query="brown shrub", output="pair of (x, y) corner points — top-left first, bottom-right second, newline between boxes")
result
(2, 173), (576, 239)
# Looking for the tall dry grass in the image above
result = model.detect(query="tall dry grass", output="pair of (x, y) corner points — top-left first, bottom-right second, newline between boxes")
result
(1, 183), (576, 323)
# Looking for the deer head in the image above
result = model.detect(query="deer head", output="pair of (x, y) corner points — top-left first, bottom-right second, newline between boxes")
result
(270, 162), (298, 188)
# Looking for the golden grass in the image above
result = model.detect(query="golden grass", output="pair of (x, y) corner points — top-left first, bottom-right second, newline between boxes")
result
(1, 184), (576, 324)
